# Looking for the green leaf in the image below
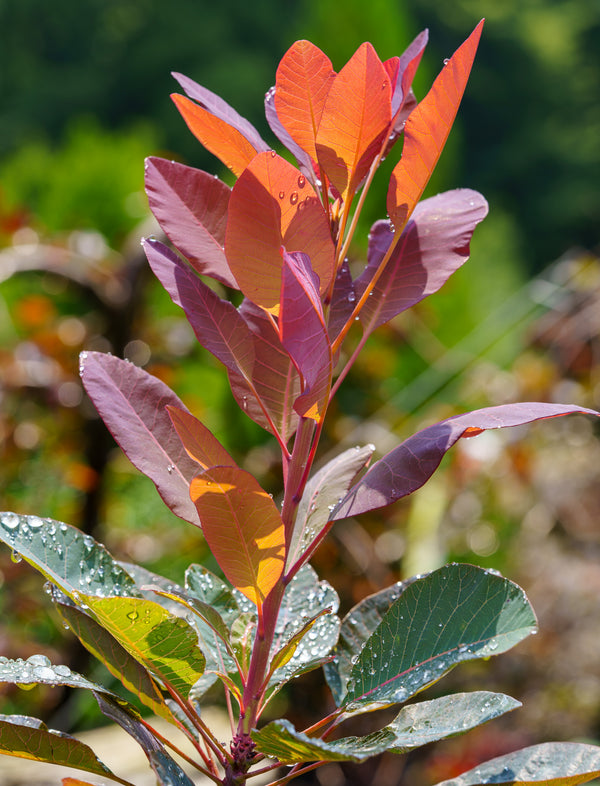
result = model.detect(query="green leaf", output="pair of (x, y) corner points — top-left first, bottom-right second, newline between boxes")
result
(343, 564), (536, 712)
(433, 742), (600, 786)
(95, 693), (196, 786)
(83, 596), (206, 699)
(52, 592), (170, 721)
(253, 691), (520, 764)
(269, 564), (340, 686)
(0, 714), (133, 785)
(287, 444), (375, 570)
(0, 513), (137, 602)
(0, 654), (118, 695)
(324, 579), (413, 705)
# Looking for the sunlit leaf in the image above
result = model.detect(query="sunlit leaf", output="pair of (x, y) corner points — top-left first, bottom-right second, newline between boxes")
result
(253, 692), (520, 764)
(387, 20), (484, 229)
(357, 189), (488, 336)
(167, 406), (236, 471)
(224, 151), (335, 313)
(144, 157), (236, 288)
(0, 715), (132, 785)
(83, 596), (206, 699)
(434, 742), (600, 786)
(316, 42), (391, 201)
(171, 93), (261, 178)
(190, 466), (285, 609)
(265, 86), (314, 175)
(341, 564), (536, 713)
(279, 250), (332, 420)
(324, 579), (413, 705)
(80, 351), (201, 526)
(333, 404), (599, 520)
(287, 444), (375, 571)
(274, 40), (335, 162)
(53, 594), (170, 721)
(0, 513), (136, 602)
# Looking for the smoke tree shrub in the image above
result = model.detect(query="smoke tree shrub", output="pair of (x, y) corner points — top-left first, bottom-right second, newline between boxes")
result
(1, 20), (600, 786)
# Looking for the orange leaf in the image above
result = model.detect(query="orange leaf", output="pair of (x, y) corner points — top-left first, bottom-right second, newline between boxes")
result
(62, 780), (97, 786)
(224, 151), (335, 313)
(274, 40), (335, 162)
(387, 20), (484, 230)
(172, 93), (259, 177)
(316, 42), (392, 202)
(167, 406), (237, 470)
(190, 466), (285, 610)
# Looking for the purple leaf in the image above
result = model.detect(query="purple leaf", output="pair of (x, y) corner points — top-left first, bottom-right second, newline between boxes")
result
(328, 258), (356, 343)
(144, 157), (237, 288)
(392, 29), (428, 117)
(356, 189), (488, 336)
(264, 86), (314, 178)
(279, 251), (332, 420)
(287, 444), (375, 571)
(229, 299), (300, 443)
(79, 351), (200, 526)
(143, 238), (255, 377)
(332, 403), (599, 520)
(172, 71), (270, 154)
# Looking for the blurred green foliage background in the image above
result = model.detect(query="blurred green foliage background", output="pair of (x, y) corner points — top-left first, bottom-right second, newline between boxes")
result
(0, 1), (599, 784)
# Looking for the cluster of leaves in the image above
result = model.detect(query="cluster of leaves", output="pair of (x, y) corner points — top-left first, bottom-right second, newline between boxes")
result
(1, 20), (600, 786)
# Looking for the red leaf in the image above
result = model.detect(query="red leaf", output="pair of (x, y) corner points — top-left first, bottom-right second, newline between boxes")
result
(274, 40), (336, 163)
(265, 85), (314, 176)
(332, 403), (599, 519)
(79, 352), (201, 527)
(357, 189), (488, 335)
(279, 251), (332, 421)
(190, 467), (286, 609)
(316, 42), (392, 201)
(172, 93), (261, 178)
(387, 20), (484, 230)
(167, 406), (237, 470)
(224, 151), (335, 313)
(144, 157), (236, 288)
(228, 300), (300, 443)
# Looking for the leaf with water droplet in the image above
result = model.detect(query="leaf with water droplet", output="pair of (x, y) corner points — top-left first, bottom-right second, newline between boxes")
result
(0, 714), (134, 785)
(324, 578), (414, 705)
(0, 513), (137, 604)
(342, 564), (536, 715)
(288, 444), (375, 571)
(81, 595), (206, 699)
(268, 565), (339, 690)
(433, 741), (600, 786)
(253, 691), (520, 764)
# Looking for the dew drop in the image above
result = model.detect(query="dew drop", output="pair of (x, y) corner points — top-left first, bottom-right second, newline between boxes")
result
(33, 665), (56, 681)
(166, 464), (174, 474)
(28, 516), (44, 529)
(27, 654), (51, 667)
(443, 58), (450, 65)
(290, 192), (298, 205)
(11, 550), (22, 563)
(278, 191), (285, 200)
(59, 523), (68, 532)
(270, 150), (277, 158)
(127, 609), (139, 621)
(297, 175), (306, 189)
(54, 665), (71, 678)
(2, 513), (20, 531)
(347, 291), (356, 303)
